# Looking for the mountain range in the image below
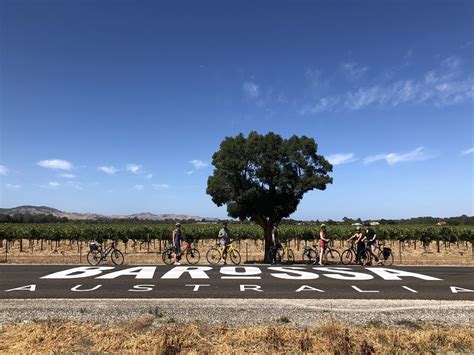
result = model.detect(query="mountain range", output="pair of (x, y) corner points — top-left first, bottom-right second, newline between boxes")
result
(0, 205), (217, 221)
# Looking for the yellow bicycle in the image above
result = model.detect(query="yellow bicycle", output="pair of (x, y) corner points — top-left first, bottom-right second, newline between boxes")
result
(206, 242), (241, 265)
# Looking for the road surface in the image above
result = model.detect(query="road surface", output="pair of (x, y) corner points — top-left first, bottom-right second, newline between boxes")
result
(1, 264), (473, 300)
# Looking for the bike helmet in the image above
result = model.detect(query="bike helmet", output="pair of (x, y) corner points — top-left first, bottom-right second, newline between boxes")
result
(175, 223), (181, 227)
(320, 224), (326, 229)
(356, 226), (361, 231)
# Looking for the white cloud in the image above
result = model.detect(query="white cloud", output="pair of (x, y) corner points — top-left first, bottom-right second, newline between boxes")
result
(187, 170), (194, 175)
(98, 166), (118, 175)
(341, 62), (368, 80)
(37, 159), (73, 171)
(60, 173), (76, 179)
(301, 56), (474, 114)
(299, 97), (340, 115)
(242, 81), (260, 99)
(190, 160), (208, 169)
(127, 164), (142, 174)
(364, 147), (432, 165)
(145, 173), (153, 179)
(133, 184), (144, 191)
(5, 183), (21, 190)
(153, 183), (170, 190)
(461, 147), (474, 156)
(0, 165), (8, 176)
(327, 153), (357, 166)
(40, 181), (61, 189)
(441, 56), (460, 70)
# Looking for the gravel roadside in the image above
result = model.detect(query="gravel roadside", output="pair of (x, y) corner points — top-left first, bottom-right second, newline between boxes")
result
(1, 299), (473, 327)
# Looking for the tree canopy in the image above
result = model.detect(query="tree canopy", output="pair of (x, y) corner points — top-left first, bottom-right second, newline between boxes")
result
(206, 132), (333, 234)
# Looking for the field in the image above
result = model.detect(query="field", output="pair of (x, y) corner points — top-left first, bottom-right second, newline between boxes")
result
(0, 223), (472, 264)
(1, 319), (472, 354)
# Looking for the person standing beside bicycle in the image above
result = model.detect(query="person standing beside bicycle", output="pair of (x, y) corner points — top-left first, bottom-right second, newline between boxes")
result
(365, 223), (382, 265)
(272, 222), (283, 260)
(317, 224), (329, 265)
(172, 223), (182, 265)
(347, 226), (364, 263)
(218, 221), (231, 265)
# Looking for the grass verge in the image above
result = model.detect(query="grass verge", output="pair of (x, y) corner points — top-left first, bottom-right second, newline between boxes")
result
(0, 318), (472, 354)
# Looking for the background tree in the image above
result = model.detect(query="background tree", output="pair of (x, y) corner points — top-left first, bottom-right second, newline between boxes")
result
(206, 131), (333, 259)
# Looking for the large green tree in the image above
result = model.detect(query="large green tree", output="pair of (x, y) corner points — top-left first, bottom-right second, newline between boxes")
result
(206, 131), (333, 259)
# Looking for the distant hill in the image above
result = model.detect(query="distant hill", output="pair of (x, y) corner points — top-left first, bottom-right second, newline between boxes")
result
(0, 205), (218, 221)
(112, 212), (212, 221)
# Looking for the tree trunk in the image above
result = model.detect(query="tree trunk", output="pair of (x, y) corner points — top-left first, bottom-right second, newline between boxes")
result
(263, 225), (273, 263)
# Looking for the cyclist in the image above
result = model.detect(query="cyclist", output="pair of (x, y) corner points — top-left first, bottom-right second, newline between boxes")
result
(272, 222), (283, 260)
(218, 221), (231, 264)
(365, 223), (382, 265)
(347, 226), (364, 263)
(172, 223), (182, 265)
(317, 224), (329, 265)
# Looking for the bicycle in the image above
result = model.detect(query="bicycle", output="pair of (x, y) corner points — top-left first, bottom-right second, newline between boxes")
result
(87, 241), (124, 265)
(162, 241), (200, 265)
(315, 240), (341, 265)
(340, 241), (370, 265)
(301, 244), (319, 264)
(367, 243), (394, 266)
(206, 241), (241, 265)
(268, 241), (295, 264)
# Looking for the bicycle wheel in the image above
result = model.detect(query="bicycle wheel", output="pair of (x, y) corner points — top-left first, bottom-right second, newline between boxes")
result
(378, 250), (394, 266)
(285, 249), (295, 264)
(206, 247), (221, 265)
(111, 249), (124, 265)
(230, 249), (241, 265)
(162, 251), (175, 265)
(340, 249), (353, 265)
(267, 247), (278, 264)
(302, 249), (318, 264)
(324, 249), (341, 265)
(87, 250), (102, 265)
(186, 248), (201, 264)
(358, 250), (370, 266)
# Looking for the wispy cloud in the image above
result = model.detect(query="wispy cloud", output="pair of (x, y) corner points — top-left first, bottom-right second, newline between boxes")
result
(98, 166), (118, 175)
(242, 81), (260, 99)
(126, 164), (142, 174)
(145, 173), (153, 179)
(341, 61), (368, 80)
(0, 165), (8, 176)
(37, 159), (73, 171)
(65, 181), (84, 191)
(327, 153), (357, 166)
(364, 147), (432, 165)
(5, 183), (21, 190)
(187, 160), (208, 175)
(300, 56), (473, 114)
(461, 147), (474, 156)
(59, 173), (76, 179)
(40, 181), (60, 189)
(133, 184), (144, 191)
(153, 183), (170, 190)
(190, 160), (208, 169)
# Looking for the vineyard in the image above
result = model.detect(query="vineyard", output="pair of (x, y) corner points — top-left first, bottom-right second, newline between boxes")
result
(1, 222), (473, 245)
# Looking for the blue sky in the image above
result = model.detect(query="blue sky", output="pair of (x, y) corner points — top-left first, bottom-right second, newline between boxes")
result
(0, 0), (473, 219)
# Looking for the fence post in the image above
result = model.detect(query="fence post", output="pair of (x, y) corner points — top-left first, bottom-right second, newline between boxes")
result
(398, 240), (402, 264)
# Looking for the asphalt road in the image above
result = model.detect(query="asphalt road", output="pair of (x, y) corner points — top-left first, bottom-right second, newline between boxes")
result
(1, 264), (473, 300)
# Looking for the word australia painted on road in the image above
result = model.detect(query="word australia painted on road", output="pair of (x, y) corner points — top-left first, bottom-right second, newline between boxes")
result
(4, 266), (474, 295)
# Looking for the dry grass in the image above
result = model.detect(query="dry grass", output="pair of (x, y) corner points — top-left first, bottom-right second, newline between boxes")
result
(1, 238), (473, 265)
(0, 318), (472, 354)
